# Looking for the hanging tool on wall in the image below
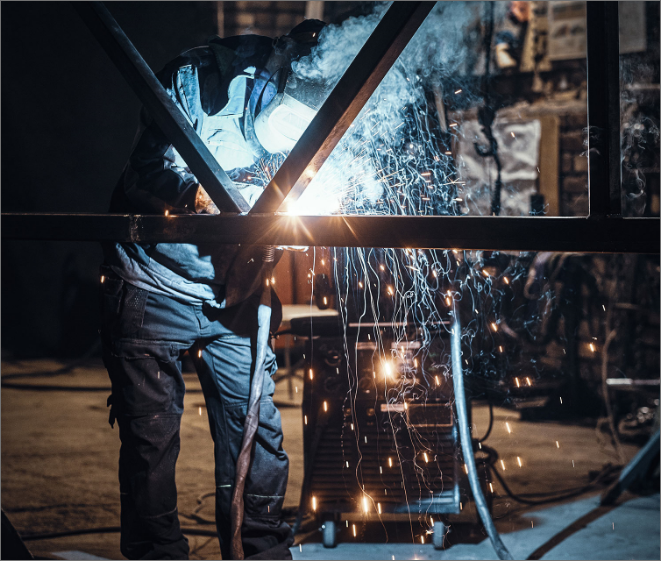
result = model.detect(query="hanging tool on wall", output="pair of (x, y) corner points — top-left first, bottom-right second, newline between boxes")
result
(474, 1), (503, 216)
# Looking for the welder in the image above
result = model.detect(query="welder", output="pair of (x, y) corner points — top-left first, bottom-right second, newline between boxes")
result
(99, 19), (325, 560)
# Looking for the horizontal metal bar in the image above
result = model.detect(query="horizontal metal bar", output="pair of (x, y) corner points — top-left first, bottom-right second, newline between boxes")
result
(249, 1), (435, 213)
(586, 1), (622, 218)
(3, 213), (658, 253)
(72, 2), (249, 213)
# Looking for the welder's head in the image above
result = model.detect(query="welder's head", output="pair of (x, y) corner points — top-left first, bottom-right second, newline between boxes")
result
(254, 19), (327, 154)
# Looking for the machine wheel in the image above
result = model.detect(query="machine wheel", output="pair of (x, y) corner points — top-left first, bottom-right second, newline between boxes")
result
(433, 521), (446, 550)
(322, 520), (337, 548)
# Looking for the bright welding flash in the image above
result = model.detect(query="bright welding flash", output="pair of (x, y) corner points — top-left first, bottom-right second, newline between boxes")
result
(312, 496), (317, 511)
(363, 496), (369, 513)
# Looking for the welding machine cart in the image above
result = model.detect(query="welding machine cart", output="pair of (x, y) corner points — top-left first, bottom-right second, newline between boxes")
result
(291, 315), (489, 548)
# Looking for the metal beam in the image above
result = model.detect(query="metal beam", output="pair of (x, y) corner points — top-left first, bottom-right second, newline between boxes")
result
(249, 1), (435, 214)
(3, 213), (658, 254)
(72, 2), (250, 213)
(586, 1), (621, 218)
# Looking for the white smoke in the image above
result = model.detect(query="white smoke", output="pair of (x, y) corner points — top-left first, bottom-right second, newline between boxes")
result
(288, 2), (490, 216)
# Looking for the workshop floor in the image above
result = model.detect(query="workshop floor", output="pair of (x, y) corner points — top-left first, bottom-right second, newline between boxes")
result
(1, 358), (658, 560)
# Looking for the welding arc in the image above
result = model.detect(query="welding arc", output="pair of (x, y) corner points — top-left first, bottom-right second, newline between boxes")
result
(451, 306), (513, 560)
(229, 249), (275, 560)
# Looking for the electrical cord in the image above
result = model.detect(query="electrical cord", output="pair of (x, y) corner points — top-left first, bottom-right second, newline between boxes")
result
(20, 526), (218, 541)
(229, 246), (275, 560)
(476, 444), (622, 504)
(478, 400), (495, 443)
(488, 462), (621, 506)
(451, 308), (513, 560)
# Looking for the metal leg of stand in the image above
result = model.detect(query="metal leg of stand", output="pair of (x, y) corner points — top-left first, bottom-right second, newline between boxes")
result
(601, 429), (660, 506)
(285, 335), (294, 401)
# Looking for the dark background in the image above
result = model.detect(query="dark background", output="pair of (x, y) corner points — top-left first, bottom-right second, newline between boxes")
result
(1, 2), (219, 357)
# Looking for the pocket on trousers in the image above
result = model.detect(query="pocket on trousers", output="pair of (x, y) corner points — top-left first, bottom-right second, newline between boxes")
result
(100, 274), (148, 338)
(100, 268), (124, 332)
(108, 340), (182, 416)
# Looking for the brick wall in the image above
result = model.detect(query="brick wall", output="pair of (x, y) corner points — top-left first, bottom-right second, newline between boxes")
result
(558, 112), (589, 216)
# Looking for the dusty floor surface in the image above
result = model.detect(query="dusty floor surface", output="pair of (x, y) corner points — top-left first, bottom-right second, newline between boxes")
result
(1, 358), (657, 560)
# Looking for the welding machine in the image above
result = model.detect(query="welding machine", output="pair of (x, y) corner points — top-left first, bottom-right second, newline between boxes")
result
(290, 315), (485, 548)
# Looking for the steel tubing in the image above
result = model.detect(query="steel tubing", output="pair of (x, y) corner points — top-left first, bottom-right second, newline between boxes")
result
(3, 213), (658, 253)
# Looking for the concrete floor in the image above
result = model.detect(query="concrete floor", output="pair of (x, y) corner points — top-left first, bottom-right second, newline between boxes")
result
(1, 359), (658, 560)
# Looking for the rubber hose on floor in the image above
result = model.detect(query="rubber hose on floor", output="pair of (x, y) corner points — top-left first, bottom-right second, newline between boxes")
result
(451, 305), (513, 560)
(230, 248), (275, 560)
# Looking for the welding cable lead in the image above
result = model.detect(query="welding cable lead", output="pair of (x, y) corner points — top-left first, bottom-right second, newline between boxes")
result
(229, 245), (275, 560)
(451, 303), (513, 560)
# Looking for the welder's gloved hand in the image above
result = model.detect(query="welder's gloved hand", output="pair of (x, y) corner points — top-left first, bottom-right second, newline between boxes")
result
(194, 185), (221, 215)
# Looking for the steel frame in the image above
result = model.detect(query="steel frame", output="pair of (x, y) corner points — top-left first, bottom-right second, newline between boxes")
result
(2, 1), (659, 253)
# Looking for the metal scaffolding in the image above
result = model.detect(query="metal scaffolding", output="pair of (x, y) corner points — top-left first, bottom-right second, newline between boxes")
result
(2, 1), (659, 253)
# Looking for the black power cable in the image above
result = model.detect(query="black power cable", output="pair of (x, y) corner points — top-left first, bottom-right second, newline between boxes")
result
(488, 462), (621, 506)
(478, 400), (495, 443)
(20, 526), (217, 541)
(476, 444), (623, 505)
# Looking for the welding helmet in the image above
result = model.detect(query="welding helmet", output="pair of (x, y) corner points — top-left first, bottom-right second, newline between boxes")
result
(253, 20), (327, 154)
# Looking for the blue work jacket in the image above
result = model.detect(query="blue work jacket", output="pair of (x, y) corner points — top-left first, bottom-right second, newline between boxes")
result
(104, 35), (276, 308)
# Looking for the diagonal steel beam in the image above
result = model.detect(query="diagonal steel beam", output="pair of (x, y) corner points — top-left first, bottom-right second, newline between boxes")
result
(72, 2), (250, 213)
(3, 213), (659, 254)
(249, 1), (435, 214)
